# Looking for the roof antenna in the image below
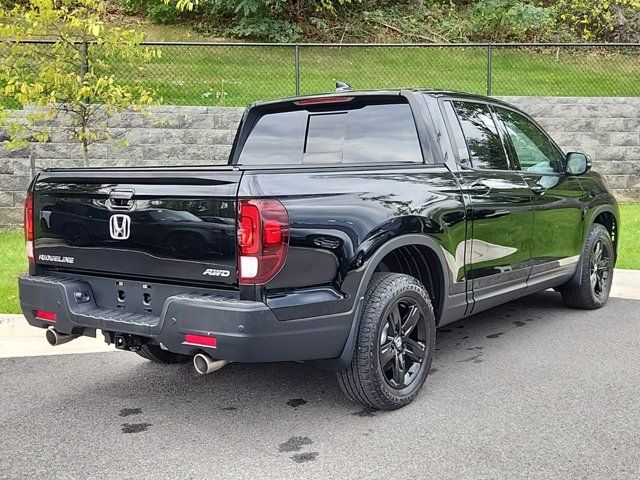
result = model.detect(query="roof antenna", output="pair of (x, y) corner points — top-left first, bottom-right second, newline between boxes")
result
(335, 81), (352, 92)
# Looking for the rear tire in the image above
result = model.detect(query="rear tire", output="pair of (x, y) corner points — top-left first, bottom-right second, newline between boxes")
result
(560, 223), (614, 309)
(337, 273), (436, 411)
(136, 345), (191, 364)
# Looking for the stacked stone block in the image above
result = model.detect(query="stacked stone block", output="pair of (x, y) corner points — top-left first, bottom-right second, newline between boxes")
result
(1, 98), (639, 230)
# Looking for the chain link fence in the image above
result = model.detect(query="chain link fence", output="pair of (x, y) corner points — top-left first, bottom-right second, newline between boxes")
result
(2, 41), (640, 107)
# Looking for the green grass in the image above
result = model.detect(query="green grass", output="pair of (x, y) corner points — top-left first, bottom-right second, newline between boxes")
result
(4, 43), (639, 108)
(617, 203), (640, 270)
(111, 23), (640, 104)
(0, 232), (27, 315)
(0, 203), (638, 314)
(107, 44), (640, 107)
(113, 16), (219, 43)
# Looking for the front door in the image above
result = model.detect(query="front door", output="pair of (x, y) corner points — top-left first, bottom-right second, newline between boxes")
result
(444, 100), (534, 313)
(492, 106), (585, 289)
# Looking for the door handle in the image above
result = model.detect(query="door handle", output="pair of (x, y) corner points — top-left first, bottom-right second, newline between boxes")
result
(531, 185), (545, 195)
(468, 181), (491, 195)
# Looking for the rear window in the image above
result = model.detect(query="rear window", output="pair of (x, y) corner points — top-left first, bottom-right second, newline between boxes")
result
(237, 101), (423, 165)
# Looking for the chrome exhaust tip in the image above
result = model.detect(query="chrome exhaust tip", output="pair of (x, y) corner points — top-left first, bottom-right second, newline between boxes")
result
(45, 327), (80, 346)
(193, 352), (229, 375)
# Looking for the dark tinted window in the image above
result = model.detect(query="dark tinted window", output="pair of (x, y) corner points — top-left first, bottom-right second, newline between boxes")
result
(304, 112), (348, 164)
(238, 110), (307, 165)
(238, 102), (422, 165)
(443, 101), (470, 165)
(453, 101), (509, 170)
(494, 107), (564, 174)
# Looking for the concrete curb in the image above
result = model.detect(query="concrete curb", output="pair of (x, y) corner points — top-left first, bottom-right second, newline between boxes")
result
(0, 314), (24, 325)
(609, 269), (640, 300)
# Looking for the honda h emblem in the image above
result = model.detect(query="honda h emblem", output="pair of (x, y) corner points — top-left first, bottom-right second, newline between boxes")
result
(109, 214), (131, 240)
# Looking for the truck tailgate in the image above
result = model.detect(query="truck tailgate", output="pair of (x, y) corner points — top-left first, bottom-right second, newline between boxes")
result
(32, 168), (241, 286)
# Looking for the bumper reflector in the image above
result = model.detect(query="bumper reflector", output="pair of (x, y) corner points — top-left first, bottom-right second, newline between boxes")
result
(35, 310), (57, 322)
(184, 334), (217, 348)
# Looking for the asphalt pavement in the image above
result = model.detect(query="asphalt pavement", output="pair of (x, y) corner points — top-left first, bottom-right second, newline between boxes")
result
(1, 279), (639, 479)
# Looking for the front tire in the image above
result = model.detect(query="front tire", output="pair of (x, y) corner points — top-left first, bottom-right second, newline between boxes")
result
(560, 223), (614, 309)
(136, 345), (191, 364)
(337, 273), (436, 411)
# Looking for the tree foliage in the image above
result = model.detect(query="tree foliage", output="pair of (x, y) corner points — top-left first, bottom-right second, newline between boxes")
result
(552, 0), (640, 41)
(471, 0), (554, 42)
(119, 0), (640, 42)
(0, 0), (160, 164)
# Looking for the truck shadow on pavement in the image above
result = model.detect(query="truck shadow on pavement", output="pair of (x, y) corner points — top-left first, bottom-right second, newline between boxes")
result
(59, 290), (631, 421)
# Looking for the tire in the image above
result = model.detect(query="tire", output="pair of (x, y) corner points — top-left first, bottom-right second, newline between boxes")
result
(337, 273), (436, 411)
(560, 223), (614, 309)
(136, 345), (191, 364)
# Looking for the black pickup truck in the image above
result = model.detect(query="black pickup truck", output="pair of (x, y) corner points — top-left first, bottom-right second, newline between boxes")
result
(19, 90), (619, 410)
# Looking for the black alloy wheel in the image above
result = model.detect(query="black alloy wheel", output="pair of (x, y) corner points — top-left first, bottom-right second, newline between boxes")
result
(589, 237), (612, 301)
(338, 272), (436, 410)
(560, 223), (614, 309)
(378, 298), (428, 390)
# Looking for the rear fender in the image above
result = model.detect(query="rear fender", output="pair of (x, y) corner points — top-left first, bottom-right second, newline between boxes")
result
(314, 234), (451, 370)
(566, 204), (619, 288)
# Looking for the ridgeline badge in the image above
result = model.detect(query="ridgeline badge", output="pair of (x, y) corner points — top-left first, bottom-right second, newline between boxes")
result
(38, 254), (75, 264)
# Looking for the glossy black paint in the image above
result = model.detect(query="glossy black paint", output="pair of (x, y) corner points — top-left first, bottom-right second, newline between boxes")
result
(33, 170), (241, 286)
(21, 89), (619, 366)
(239, 164), (467, 321)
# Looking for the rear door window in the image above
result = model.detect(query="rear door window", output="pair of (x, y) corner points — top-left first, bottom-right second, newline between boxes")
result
(238, 101), (423, 165)
(452, 101), (510, 171)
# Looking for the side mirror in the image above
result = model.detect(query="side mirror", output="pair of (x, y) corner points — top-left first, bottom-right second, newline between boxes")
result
(566, 152), (591, 176)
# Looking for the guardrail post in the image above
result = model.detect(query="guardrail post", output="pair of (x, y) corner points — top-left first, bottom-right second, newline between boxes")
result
(486, 44), (493, 96)
(294, 44), (300, 96)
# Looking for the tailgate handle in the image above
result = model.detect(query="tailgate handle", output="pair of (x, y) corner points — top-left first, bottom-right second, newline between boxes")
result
(107, 189), (135, 211)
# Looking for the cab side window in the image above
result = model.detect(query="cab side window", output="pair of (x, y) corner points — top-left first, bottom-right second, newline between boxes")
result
(494, 107), (564, 174)
(443, 101), (470, 165)
(452, 101), (510, 171)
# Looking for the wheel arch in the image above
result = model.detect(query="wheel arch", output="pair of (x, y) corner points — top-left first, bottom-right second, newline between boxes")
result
(320, 234), (453, 371)
(591, 208), (618, 257)
(372, 244), (446, 324)
(358, 235), (451, 316)
(567, 204), (619, 288)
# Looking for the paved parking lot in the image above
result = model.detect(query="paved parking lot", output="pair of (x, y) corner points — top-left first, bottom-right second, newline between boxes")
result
(1, 284), (639, 479)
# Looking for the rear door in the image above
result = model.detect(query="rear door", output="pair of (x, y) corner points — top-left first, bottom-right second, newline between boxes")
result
(492, 105), (585, 286)
(443, 100), (534, 312)
(33, 169), (241, 286)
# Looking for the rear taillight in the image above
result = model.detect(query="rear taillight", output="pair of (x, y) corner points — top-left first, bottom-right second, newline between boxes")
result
(24, 192), (34, 263)
(237, 199), (289, 285)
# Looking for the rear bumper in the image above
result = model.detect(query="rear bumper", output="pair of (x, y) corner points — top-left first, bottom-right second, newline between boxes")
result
(18, 275), (352, 363)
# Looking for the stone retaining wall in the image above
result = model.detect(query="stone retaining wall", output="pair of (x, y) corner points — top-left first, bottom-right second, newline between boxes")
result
(1, 97), (639, 230)
(502, 96), (639, 201)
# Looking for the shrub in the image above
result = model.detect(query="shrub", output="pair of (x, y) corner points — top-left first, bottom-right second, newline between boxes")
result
(118, 0), (640, 43)
(227, 16), (302, 42)
(118, 0), (147, 15)
(551, 0), (640, 41)
(471, 0), (556, 42)
(147, 1), (182, 24)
